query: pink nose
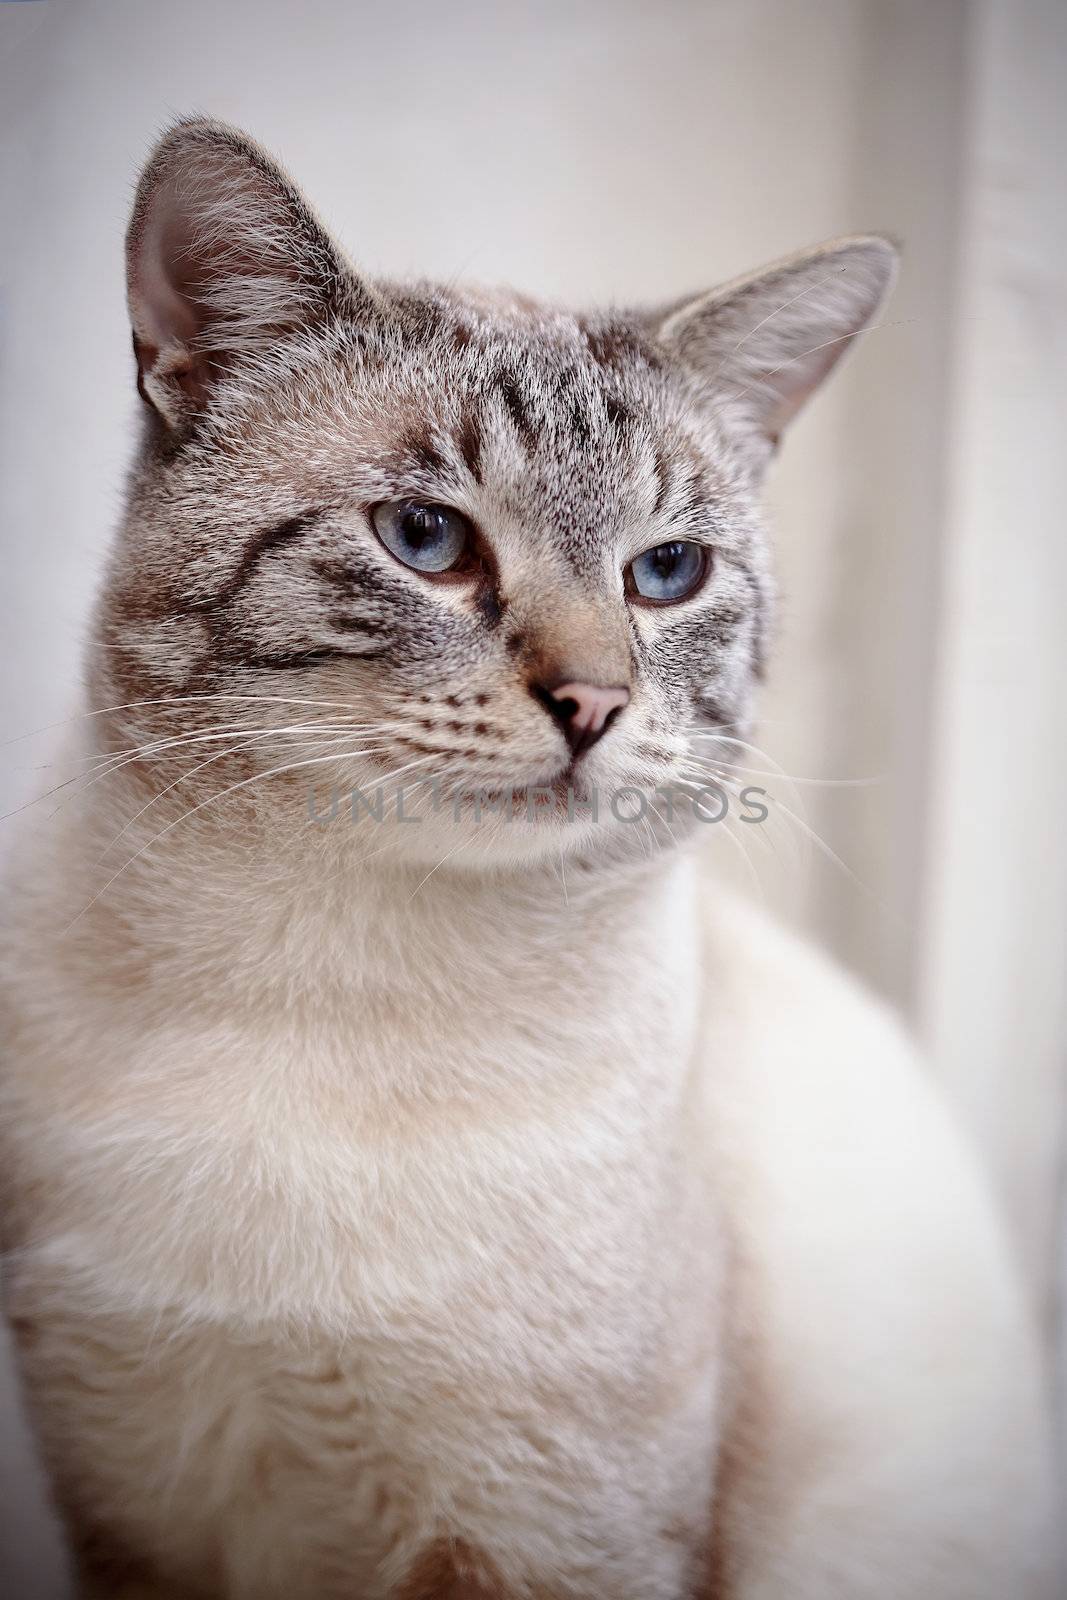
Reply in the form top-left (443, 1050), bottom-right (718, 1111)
top-left (534, 679), bottom-right (631, 757)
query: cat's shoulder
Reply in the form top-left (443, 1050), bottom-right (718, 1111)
top-left (693, 869), bottom-right (1039, 1419)
top-left (694, 872), bottom-right (911, 1074)
top-left (690, 878), bottom-right (1057, 1593)
top-left (691, 869), bottom-right (1033, 1351)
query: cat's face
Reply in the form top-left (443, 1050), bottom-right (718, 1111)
top-left (98, 120), bottom-right (894, 870)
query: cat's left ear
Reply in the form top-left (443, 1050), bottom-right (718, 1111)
top-left (655, 236), bottom-right (898, 461)
top-left (126, 117), bottom-right (372, 429)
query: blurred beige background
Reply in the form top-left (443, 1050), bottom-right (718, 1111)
top-left (1, 1), bottom-right (1064, 1590)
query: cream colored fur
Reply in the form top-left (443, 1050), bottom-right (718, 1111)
top-left (0, 742), bottom-right (1058, 1597)
top-left (0, 117), bottom-right (1060, 1598)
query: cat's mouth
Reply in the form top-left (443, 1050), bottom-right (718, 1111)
top-left (454, 770), bottom-right (595, 820)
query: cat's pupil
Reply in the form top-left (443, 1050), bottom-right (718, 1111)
top-left (651, 542), bottom-right (686, 576)
top-left (401, 506), bottom-right (446, 549)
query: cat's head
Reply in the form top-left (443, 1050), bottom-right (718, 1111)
top-left (97, 118), bottom-right (894, 870)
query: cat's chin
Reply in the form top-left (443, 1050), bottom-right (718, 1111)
top-left (320, 792), bottom-right (690, 877)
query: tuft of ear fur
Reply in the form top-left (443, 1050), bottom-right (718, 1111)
top-left (126, 117), bottom-right (367, 428)
top-left (656, 236), bottom-right (898, 461)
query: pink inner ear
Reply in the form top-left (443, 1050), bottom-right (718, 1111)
top-left (655, 237), bottom-right (897, 450)
top-left (124, 121), bottom-right (349, 425)
top-left (123, 120), bottom-right (377, 425)
top-left (134, 187), bottom-right (205, 353)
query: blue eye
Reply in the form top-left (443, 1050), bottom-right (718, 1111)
top-left (627, 540), bottom-right (708, 604)
top-left (372, 500), bottom-right (472, 574)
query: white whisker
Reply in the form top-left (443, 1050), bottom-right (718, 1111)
top-left (407, 839), bottom-right (466, 902)
top-left (710, 316), bottom-right (914, 422)
top-left (710, 269), bottom-right (847, 386)
top-left (0, 692), bottom-right (383, 751)
top-left (97, 733), bottom-right (399, 861)
top-left (62, 745), bottom-right (430, 934)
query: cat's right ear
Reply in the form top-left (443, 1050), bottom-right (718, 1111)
top-left (126, 118), bottom-right (370, 430)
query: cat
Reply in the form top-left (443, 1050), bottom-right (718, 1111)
top-left (0, 118), bottom-right (1058, 1600)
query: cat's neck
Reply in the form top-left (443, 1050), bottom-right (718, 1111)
top-left (41, 750), bottom-right (703, 1107)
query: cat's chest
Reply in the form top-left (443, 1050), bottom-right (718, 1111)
top-left (41, 1300), bottom-right (720, 1600)
top-left (23, 970), bottom-right (695, 1329)
top-left (22, 996), bottom-right (721, 1600)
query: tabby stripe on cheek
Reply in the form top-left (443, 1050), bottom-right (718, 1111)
top-left (248, 645), bottom-right (388, 670)
top-left (215, 508), bottom-right (329, 607)
top-left (725, 558), bottom-right (769, 679)
top-left (329, 613), bottom-right (393, 635)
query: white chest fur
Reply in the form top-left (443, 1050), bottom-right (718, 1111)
top-left (3, 812), bottom-right (726, 1595)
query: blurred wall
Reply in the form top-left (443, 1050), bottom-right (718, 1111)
top-left (917, 0), bottom-right (1067, 1377)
